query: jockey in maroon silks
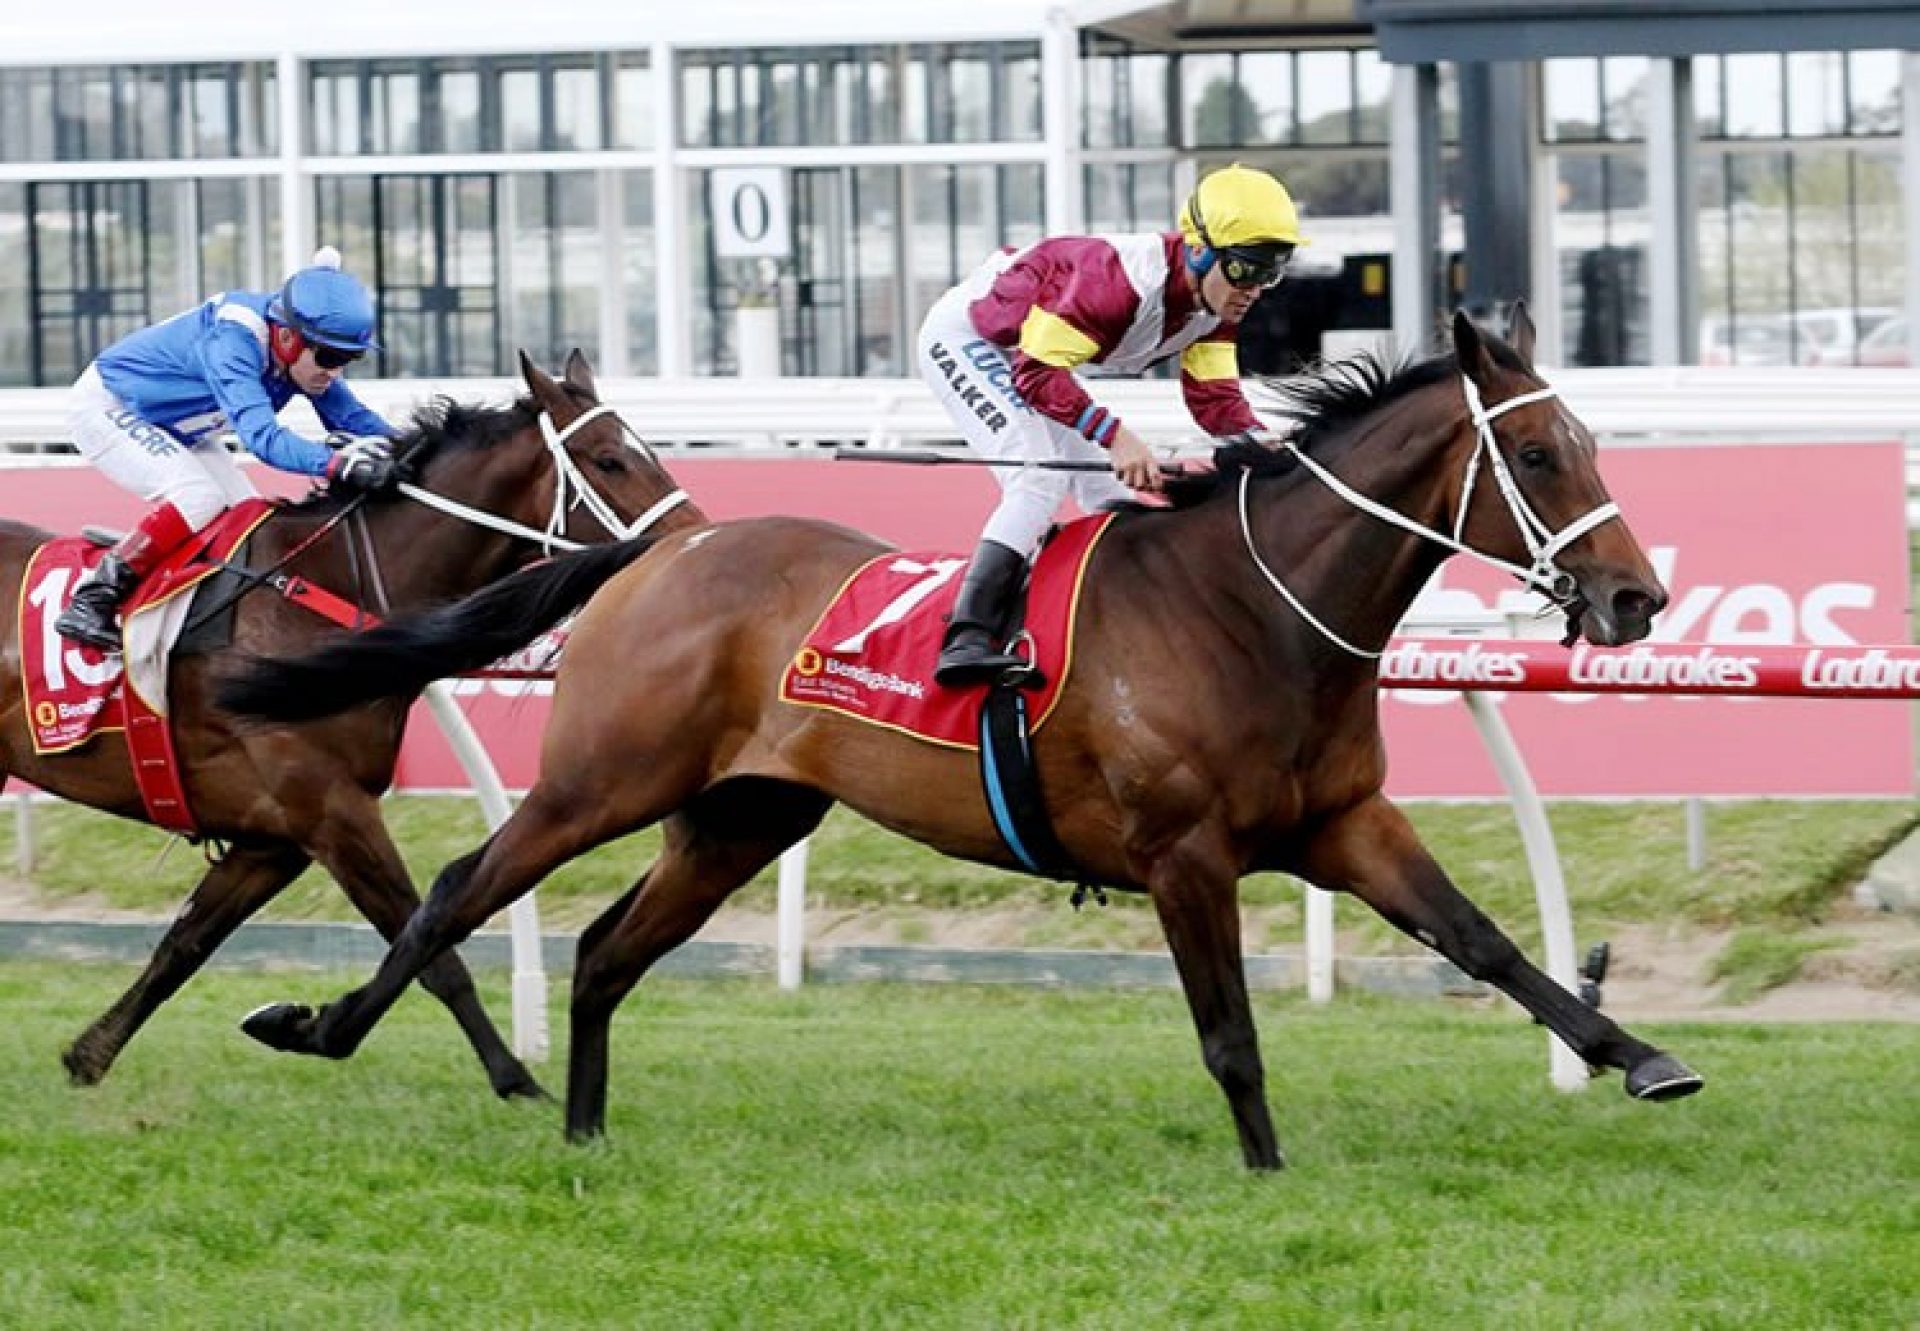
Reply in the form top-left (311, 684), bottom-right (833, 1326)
top-left (915, 163), bottom-right (1307, 687)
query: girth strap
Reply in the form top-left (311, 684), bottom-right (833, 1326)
top-left (977, 684), bottom-right (1077, 880)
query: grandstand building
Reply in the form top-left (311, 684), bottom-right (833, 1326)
top-left (2, 0), bottom-right (1917, 383)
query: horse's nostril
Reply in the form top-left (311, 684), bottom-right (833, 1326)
top-left (1613, 587), bottom-right (1660, 624)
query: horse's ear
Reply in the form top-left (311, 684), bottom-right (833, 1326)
top-left (563, 348), bottom-right (598, 399)
top-left (1452, 309), bottom-right (1495, 383)
top-left (518, 349), bottom-right (563, 406)
top-left (1506, 299), bottom-right (1537, 365)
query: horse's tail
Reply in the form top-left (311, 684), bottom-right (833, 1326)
top-left (217, 535), bottom-right (661, 724)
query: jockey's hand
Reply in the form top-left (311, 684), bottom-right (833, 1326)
top-left (1109, 427), bottom-right (1164, 493)
top-left (326, 436), bottom-right (398, 493)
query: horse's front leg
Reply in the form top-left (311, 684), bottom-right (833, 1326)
top-left (64, 841), bottom-right (309, 1084)
top-left (1146, 831), bottom-right (1283, 1171)
top-left (1301, 794), bottom-right (1702, 1100)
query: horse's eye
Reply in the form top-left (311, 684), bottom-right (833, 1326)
top-left (1518, 444), bottom-right (1553, 470)
top-left (593, 455), bottom-right (627, 476)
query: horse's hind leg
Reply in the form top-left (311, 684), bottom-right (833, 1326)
top-left (1303, 795), bottom-right (1702, 1099)
top-left (566, 779), bottom-right (832, 1142)
top-left (303, 799), bottom-right (544, 1101)
top-left (64, 841), bottom-right (309, 1085)
top-left (243, 767), bottom-right (689, 1064)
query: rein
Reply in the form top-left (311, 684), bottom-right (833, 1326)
top-left (184, 403), bottom-right (688, 634)
top-left (1240, 374), bottom-right (1622, 659)
top-left (395, 403), bottom-right (690, 554)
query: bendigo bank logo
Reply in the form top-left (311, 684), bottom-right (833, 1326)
top-left (793, 646), bottom-right (824, 677)
top-left (34, 700), bottom-right (57, 730)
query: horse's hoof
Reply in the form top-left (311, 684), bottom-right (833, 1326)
top-left (1626, 1052), bottom-right (1704, 1102)
top-left (61, 1042), bottom-right (108, 1087)
top-left (496, 1071), bottom-right (553, 1104)
top-left (240, 1002), bottom-right (316, 1054)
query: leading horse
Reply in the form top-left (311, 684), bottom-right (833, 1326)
top-left (224, 310), bottom-right (1702, 1169)
top-left (0, 351), bottom-right (705, 1095)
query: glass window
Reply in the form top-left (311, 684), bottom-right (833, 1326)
top-left (501, 66), bottom-right (543, 152)
top-left (311, 66), bottom-right (363, 156)
top-left (506, 171), bottom-right (599, 369)
top-left (947, 51), bottom-right (994, 143)
top-left (1239, 52), bottom-right (1294, 145)
top-left (1600, 57), bottom-right (1648, 141)
top-left (1354, 50), bottom-right (1392, 144)
top-left (180, 65), bottom-right (237, 158)
top-left (1183, 54), bottom-right (1237, 147)
top-left (1848, 51), bottom-right (1900, 135)
top-left (1693, 56), bottom-right (1725, 137)
top-left (612, 54), bottom-right (652, 150)
top-left (552, 63), bottom-right (600, 151)
top-left (371, 65), bottom-right (423, 155)
top-left (1544, 58), bottom-right (1603, 142)
top-left (1130, 54), bottom-right (1171, 147)
top-left (1787, 52), bottom-right (1846, 138)
top-left (1297, 51), bottom-right (1354, 145)
top-left (901, 53), bottom-right (933, 144)
top-left (0, 184), bottom-right (29, 385)
top-left (1000, 47), bottom-right (1042, 142)
top-left (680, 61), bottom-right (714, 148)
top-left (622, 170), bottom-right (657, 374)
top-left (1723, 54), bottom-right (1785, 138)
top-left (440, 65), bottom-right (483, 154)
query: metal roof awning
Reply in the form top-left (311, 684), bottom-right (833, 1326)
top-left (1358, 0), bottom-right (1920, 64)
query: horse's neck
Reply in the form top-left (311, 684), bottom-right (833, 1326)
top-left (1241, 401), bottom-right (1462, 660)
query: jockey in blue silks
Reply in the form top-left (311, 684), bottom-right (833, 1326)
top-left (55, 246), bottom-right (401, 653)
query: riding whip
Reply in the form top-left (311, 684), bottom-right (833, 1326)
top-left (832, 447), bottom-right (1116, 473)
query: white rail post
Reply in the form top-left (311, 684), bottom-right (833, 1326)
top-left (1685, 798), bottom-right (1708, 872)
top-left (1305, 884), bottom-right (1336, 1002)
top-left (776, 839), bottom-right (810, 990)
top-left (1462, 691), bottom-right (1590, 1093)
top-left (13, 792), bottom-right (32, 876)
top-left (424, 683), bottom-right (548, 1062)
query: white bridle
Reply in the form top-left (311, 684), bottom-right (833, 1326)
top-left (395, 402), bottom-right (691, 553)
top-left (1239, 374), bottom-right (1622, 659)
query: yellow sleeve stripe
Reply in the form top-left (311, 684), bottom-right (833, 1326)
top-left (1018, 307), bottom-right (1101, 369)
top-left (1181, 340), bottom-right (1240, 382)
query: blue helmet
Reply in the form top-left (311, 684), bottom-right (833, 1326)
top-left (269, 248), bottom-right (381, 353)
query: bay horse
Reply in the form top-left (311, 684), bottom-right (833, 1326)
top-left (223, 310), bottom-right (1702, 1169)
top-left (0, 350), bottom-right (704, 1096)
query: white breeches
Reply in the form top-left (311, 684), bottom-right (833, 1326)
top-left (916, 288), bottom-right (1131, 562)
top-left (70, 364), bottom-right (257, 531)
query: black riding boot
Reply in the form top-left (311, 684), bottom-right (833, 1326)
top-left (934, 540), bottom-right (1036, 688)
top-left (53, 553), bottom-right (141, 653)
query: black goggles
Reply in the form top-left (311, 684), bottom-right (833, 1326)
top-left (311, 344), bottom-right (364, 370)
top-left (1217, 244), bottom-right (1294, 291)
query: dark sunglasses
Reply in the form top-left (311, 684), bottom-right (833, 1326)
top-left (1217, 244), bottom-right (1294, 291)
top-left (312, 344), bottom-right (363, 370)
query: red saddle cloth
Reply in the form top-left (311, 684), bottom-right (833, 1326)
top-left (779, 513), bottom-right (1114, 749)
top-left (18, 499), bottom-right (277, 832)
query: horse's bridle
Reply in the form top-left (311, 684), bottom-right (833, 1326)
top-left (1238, 374), bottom-right (1622, 659)
top-left (396, 402), bottom-right (691, 554)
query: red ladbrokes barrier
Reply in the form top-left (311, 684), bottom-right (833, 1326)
top-left (6, 438), bottom-right (1913, 798)
top-left (1383, 639), bottom-right (1920, 699)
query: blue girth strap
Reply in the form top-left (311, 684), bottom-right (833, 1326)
top-left (976, 682), bottom-right (1078, 881)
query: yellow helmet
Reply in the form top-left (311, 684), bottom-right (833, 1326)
top-left (1179, 164), bottom-right (1305, 252)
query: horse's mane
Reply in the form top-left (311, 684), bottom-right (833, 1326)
top-left (284, 393), bottom-right (548, 515)
top-left (1154, 339), bottom-right (1530, 510)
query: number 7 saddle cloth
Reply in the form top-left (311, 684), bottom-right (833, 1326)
top-left (779, 513), bottom-right (1113, 750)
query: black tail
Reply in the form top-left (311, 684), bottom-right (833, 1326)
top-left (217, 536), bottom-right (660, 724)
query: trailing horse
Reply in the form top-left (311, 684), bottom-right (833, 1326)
top-left (0, 351), bottom-right (704, 1094)
top-left (222, 310), bottom-right (1701, 1168)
